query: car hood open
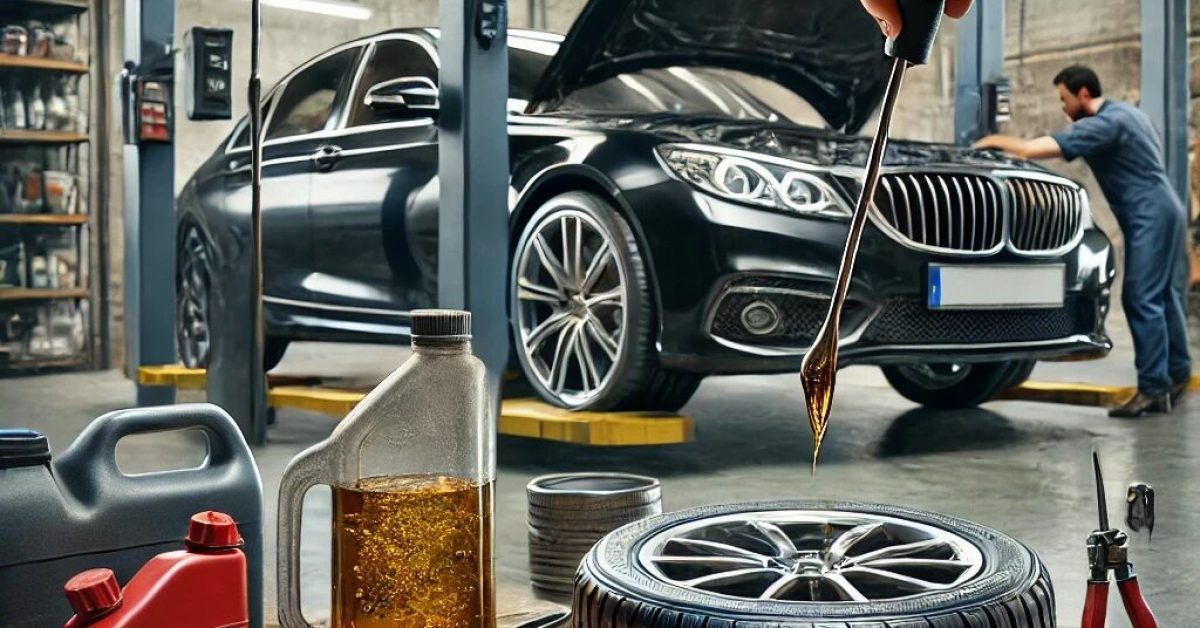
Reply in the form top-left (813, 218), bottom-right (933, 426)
top-left (526, 0), bottom-right (893, 133)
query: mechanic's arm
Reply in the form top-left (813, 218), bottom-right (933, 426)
top-left (972, 135), bottom-right (1064, 160)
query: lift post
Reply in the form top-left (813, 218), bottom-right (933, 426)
top-left (1139, 0), bottom-right (1190, 206)
top-left (953, 0), bottom-right (1005, 146)
top-left (437, 0), bottom-right (512, 396)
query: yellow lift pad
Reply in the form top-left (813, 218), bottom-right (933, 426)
top-left (137, 365), bottom-right (694, 447)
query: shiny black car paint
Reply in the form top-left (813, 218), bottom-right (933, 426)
top-left (177, 28), bottom-right (1114, 376)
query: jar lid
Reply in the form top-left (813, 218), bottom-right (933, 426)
top-left (186, 511), bottom-right (243, 550)
top-left (0, 429), bottom-right (51, 469)
top-left (64, 568), bottom-right (123, 618)
top-left (410, 309), bottom-right (471, 339)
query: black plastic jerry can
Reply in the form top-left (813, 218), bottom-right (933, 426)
top-left (0, 404), bottom-right (263, 628)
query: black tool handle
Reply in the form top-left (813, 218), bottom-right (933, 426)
top-left (885, 0), bottom-right (947, 65)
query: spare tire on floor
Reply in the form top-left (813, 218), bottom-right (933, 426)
top-left (572, 500), bottom-right (1055, 627)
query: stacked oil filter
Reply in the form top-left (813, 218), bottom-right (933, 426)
top-left (527, 472), bottom-right (662, 598)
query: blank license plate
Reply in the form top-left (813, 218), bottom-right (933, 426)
top-left (928, 264), bottom-right (1065, 310)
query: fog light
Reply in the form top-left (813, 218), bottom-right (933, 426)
top-left (741, 300), bottom-right (780, 336)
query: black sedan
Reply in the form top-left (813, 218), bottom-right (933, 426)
top-left (176, 0), bottom-right (1113, 412)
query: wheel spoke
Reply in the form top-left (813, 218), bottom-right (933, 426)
top-left (823, 572), bottom-right (870, 602)
top-left (525, 311), bottom-right (572, 354)
top-left (839, 566), bottom-right (950, 591)
top-left (573, 215), bottom-right (585, 286)
top-left (580, 241), bottom-right (612, 295)
top-left (858, 558), bottom-right (971, 572)
top-left (533, 233), bottom-right (573, 292)
top-left (842, 538), bottom-right (951, 566)
top-left (517, 277), bottom-right (563, 304)
top-left (649, 555), bottom-right (764, 569)
top-left (760, 573), bottom-right (804, 600)
top-left (684, 568), bottom-right (780, 589)
top-left (826, 523), bottom-right (885, 565)
top-left (664, 537), bottom-right (772, 561)
top-left (585, 287), bottom-right (624, 307)
top-left (584, 317), bottom-right (619, 360)
top-left (547, 323), bottom-right (576, 394)
top-left (749, 520), bottom-right (797, 555)
top-left (576, 322), bottom-right (604, 392)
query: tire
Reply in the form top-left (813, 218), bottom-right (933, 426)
top-left (999, 360), bottom-right (1036, 393)
top-left (882, 361), bottom-right (1026, 409)
top-left (177, 225), bottom-right (289, 372)
top-left (573, 500), bottom-right (1055, 627)
top-left (510, 192), bottom-right (701, 412)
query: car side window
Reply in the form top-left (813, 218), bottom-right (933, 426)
top-left (231, 92), bottom-right (277, 149)
top-left (267, 47), bottom-right (360, 140)
top-left (347, 39), bottom-right (438, 127)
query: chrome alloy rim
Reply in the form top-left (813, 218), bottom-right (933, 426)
top-left (637, 510), bottom-right (984, 603)
top-left (515, 209), bottom-right (627, 406)
top-left (177, 228), bottom-right (211, 368)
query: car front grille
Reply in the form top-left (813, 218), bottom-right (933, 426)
top-left (861, 296), bottom-right (1094, 345)
top-left (875, 173), bottom-right (1005, 253)
top-left (871, 173), bottom-right (1085, 256)
top-left (1006, 178), bottom-right (1086, 253)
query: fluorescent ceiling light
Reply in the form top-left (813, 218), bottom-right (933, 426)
top-left (256, 0), bottom-right (372, 20)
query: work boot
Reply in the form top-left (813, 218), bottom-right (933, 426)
top-left (1108, 391), bottom-right (1171, 419)
top-left (1170, 380), bottom-right (1190, 407)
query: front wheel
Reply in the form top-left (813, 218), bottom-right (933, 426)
top-left (510, 192), bottom-right (701, 412)
top-left (176, 225), bottom-right (289, 371)
top-left (882, 360), bottom-right (1031, 409)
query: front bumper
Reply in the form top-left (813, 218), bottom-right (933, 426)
top-left (625, 181), bottom-right (1114, 375)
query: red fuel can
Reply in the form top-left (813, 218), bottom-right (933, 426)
top-left (63, 512), bottom-right (249, 628)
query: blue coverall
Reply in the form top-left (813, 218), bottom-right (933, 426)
top-left (1053, 100), bottom-right (1191, 395)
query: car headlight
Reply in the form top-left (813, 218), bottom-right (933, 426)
top-left (656, 144), bottom-right (849, 217)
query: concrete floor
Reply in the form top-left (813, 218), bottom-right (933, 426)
top-left (3, 316), bottom-right (1197, 628)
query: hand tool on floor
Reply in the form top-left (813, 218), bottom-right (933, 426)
top-left (801, 0), bottom-right (948, 467)
top-left (1081, 450), bottom-right (1159, 628)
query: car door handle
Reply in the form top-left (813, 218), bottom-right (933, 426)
top-left (311, 145), bottom-right (343, 170)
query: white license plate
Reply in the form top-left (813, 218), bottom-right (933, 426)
top-left (928, 264), bottom-right (1065, 310)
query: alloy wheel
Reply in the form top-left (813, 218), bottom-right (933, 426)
top-left (515, 210), bottom-right (628, 407)
top-left (177, 228), bottom-right (212, 368)
top-left (638, 509), bottom-right (984, 603)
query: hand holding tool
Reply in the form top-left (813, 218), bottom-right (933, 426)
top-left (1081, 450), bottom-right (1159, 628)
top-left (801, 0), bottom-right (947, 467)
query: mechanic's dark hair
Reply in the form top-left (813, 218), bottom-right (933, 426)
top-left (1053, 65), bottom-right (1102, 98)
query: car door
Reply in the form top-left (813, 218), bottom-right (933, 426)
top-left (307, 35), bottom-right (440, 312)
top-left (222, 44), bottom-right (363, 304)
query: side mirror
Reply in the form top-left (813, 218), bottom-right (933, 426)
top-left (364, 77), bottom-right (438, 118)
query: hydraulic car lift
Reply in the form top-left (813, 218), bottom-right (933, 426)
top-left (137, 365), bottom-right (695, 447)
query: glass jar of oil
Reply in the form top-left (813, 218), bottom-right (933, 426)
top-left (277, 310), bottom-right (495, 627)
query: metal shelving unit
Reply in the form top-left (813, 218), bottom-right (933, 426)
top-left (0, 0), bottom-right (93, 374)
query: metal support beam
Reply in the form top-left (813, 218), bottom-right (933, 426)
top-left (438, 0), bottom-right (511, 394)
top-left (124, 0), bottom-right (174, 407)
top-left (1140, 0), bottom-right (1190, 206)
top-left (954, 0), bottom-right (1005, 146)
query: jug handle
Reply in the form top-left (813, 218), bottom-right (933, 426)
top-left (55, 403), bottom-right (254, 498)
top-left (276, 443), bottom-right (330, 628)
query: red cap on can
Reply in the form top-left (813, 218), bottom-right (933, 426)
top-left (64, 568), bottom-right (123, 618)
top-left (185, 511), bottom-right (243, 550)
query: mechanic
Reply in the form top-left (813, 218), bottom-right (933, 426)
top-left (860, 0), bottom-right (972, 39)
top-left (974, 66), bottom-right (1192, 418)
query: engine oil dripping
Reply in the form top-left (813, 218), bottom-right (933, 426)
top-left (801, 0), bottom-right (947, 471)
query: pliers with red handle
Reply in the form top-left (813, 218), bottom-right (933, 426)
top-left (1082, 452), bottom-right (1158, 628)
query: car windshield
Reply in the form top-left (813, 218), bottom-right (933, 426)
top-left (552, 67), bottom-right (828, 128)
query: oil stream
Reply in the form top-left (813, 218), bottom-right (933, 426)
top-left (801, 59), bottom-right (908, 474)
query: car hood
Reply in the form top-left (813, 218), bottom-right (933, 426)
top-left (526, 0), bottom-right (892, 133)
top-left (547, 112), bottom-right (1047, 171)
